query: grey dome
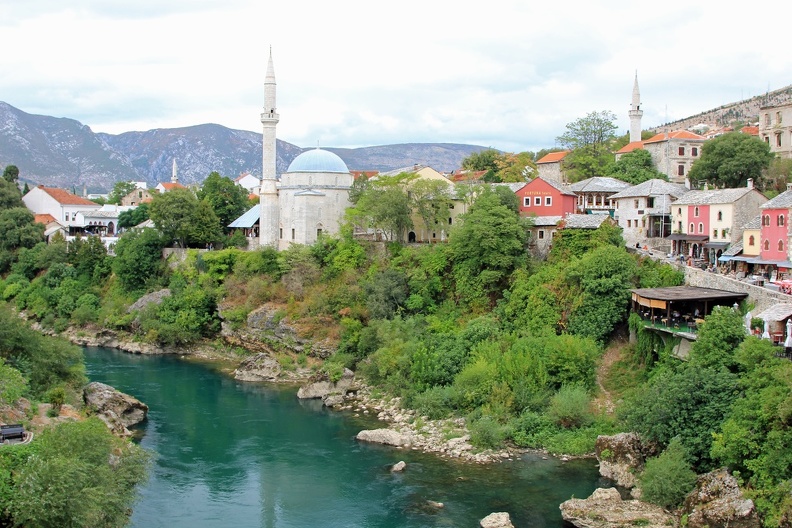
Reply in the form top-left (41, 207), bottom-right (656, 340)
top-left (286, 148), bottom-right (349, 173)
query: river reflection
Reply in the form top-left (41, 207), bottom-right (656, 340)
top-left (83, 347), bottom-right (604, 528)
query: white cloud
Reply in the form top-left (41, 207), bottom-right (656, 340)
top-left (1, 0), bottom-right (791, 156)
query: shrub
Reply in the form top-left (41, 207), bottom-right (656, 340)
top-left (547, 385), bottom-right (592, 428)
top-left (468, 414), bottom-right (510, 449)
top-left (640, 438), bottom-right (697, 510)
top-left (410, 385), bottom-right (462, 420)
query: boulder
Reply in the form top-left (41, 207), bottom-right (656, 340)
top-left (480, 512), bottom-right (515, 528)
top-left (233, 353), bottom-right (282, 381)
top-left (127, 289), bottom-right (171, 313)
top-left (83, 382), bottom-right (148, 437)
top-left (322, 394), bottom-right (345, 407)
top-left (560, 487), bottom-right (674, 528)
top-left (682, 469), bottom-right (761, 528)
top-left (595, 432), bottom-right (657, 488)
top-left (356, 428), bottom-right (411, 447)
top-left (391, 461), bottom-right (406, 472)
top-left (297, 368), bottom-right (355, 399)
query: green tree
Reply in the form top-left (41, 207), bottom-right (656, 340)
top-left (112, 228), bottom-right (167, 292)
top-left (640, 438), bottom-right (698, 509)
top-left (409, 178), bottom-right (453, 243)
top-left (557, 110), bottom-right (618, 153)
top-left (149, 188), bottom-right (221, 247)
top-left (2, 165), bottom-right (19, 185)
top-left (688, 132), bottom-right (774, 188)
top-left (606, 149), bottom-right (666, 184)
top-left (118, 202), bottom-right (149, 229)
top-left (761, 157), bottom-right (792, 194)
top-left (345, 173), bottom-right (414, 242)
top-left (496, 152), bottom-right (537, 182)
top-left (461, 149), bottom-right (502, 172)
top-left (107, 181), bottom-right (138, 204)
top-left (196, 171), bottom-right (249, 229)
top-left (449, 187), bottom-right (528, 309)
top-left (689, 305), bottom-right (746, 371)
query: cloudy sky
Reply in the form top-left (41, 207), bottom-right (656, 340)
top-left (2, 1), bottom-right (789, 153)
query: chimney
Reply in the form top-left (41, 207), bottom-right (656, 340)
top-left (747, 178), bottom-right (754, 189)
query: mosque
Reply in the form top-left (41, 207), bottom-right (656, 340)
top-left (257, 51), bottom-right (354, 250)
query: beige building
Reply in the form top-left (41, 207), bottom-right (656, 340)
top-left (121, 188), bottom-right (156, 206)
top-left (616, 130), bottom-right (706, 184)
top-left (759, 101), bottom-right (792, 158)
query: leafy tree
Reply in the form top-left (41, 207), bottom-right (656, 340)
top-left (640, 438), bottom-right (698, 509)
top-left (364, 269), bottom-right (409, 320)
top-left (0, 180), bottom-right (43, 272)
top-left (557, 110), bottom-right (618, 153)
top-left (761, 157), bottom-right (792, 194)
top-left (606, 149), bottom-right (666, 184)
top-left (688, 132), bottom-right (774, 188)
top-left (409, 178), bottom-right (453, 243)
top-left (112, 228), bottom-right (167, 292)
top-left (196, 171), bottom-right (249, 229)
top-left (149, 188), bottom-right (221, 247)
top-left (495, 152), bottom-right (537, 182)
top-left (10, 418), bottom-right (149, 528)
top-left (2, 165), bottom-right (19, 185)
top-left (107, 181), bottom-right (138, 204)
top-left (548, 219), bottom-right (623, 262)
top-left (67, 234), bottom-right (110, 281)
top-left (461, 149), bottom-right (502, 172)
top-left (688, 305), bottom-right (746, 371)
top-left (0, 358), bottom-right (27, 404)
top-left (118, 202), bottom-right (149, 229)
top-left (345, 173), bottom-right (414, 242)
top-left (449, 187), bottom-right (527, 309)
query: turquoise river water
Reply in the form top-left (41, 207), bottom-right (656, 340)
top-left (83, 346), bottom-right (605, 528)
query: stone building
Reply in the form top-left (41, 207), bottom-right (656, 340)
top-left (535, 151), bottom-right (569, 183)
top-left (759, 101), bottom-right (792, 158)
top-left (567, 177), bottom-right (631, 215)
top-left (610, 179), bottom-right (688, 248)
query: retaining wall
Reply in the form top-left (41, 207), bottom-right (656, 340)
top-left (683, 265), bottom-right (791, 312)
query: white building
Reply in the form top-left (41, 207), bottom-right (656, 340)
top-left (23, 185), bottom-right (101, 227)
top-left (610, 179), bottom-right (688, 248)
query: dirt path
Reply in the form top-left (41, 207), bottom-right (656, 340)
top-left (593, 340), bottom-right (626, 415)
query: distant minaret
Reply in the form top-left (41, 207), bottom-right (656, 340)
top-left (171, 159), bottom-right (179, 183)
top-left (259, 48), bottom-right (280, 247)
top-left (629, 72), bottom-right (643, 143)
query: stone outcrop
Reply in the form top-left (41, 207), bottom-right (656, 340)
top-left (233, 353), bottom-right (282, 381)
top-left (480, 512), bottom-right (515, 528)
top-left (127, 288), bottom-right (171, 313)
top-left (356, 428), bottom-right (412, 447)
top-left (297, 368), bottom-right (356, 400)
top-left (682, 469), bottom-right (761, 528)
top-left (560, 487), bottom-right (674, 528)
top-left (595, 432), bottom-right (657, 489)
top-left (83, 382), bottom-right (148, 437)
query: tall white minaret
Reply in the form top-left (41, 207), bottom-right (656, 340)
top-left (629, 72), bottom-right (643, 143)
top-left (171, 158), bottom-right (179, 183)
top-left (259, 48), bottom-right (280, 247)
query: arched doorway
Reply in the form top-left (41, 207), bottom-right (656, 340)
top-left (107, 222), bottom-right (115, 235)
top-left (408, 232), bottom-right (416, 243)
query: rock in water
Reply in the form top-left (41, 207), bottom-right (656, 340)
top-left (391, 461), bottom-right (406, 472)
top-left (297, 368), bottom-right (355, 399)
top-left (560, 487), bottom-right (674, 528)
top-left (480, 512), bottom-right (514, 527)
top-left (83, 381), bottom-right (148, 437)
top-left (233, 353), bottom-right (282, 381)
top-left (356, 428), bottom-right (411, 447)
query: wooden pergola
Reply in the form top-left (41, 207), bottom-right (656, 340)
top-left (631, 286), bottom-right (748, 326)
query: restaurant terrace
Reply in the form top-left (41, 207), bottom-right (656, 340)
top-left (631, 286), bottom-right (748, 333)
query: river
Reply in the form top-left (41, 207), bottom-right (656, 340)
top-left (83, 346), bottom-right (604, 528)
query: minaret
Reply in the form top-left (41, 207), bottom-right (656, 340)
top-left (171, 159), bottom-right (178, 183)
top-left (259, 48), bottom-right (280, 247)
top-left (629, 72), bottom-right (643, 143)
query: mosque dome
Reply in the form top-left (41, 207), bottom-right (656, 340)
top-left (286, 148), bottom-right (349, 173)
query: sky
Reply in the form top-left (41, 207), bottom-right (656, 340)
top-left (2, 1), bottom-right (790, 154)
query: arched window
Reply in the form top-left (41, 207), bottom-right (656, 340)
top-left (694, 207), bottom-right (700, 217)
top-left (717, 210), bottom-right (723, 221)
top-left (764, 240), bottom-right (770, 251)
top-left (677, 207), bottom-right (682, 215)
top-left (689, 223), bottom-right (694, 233)
top-left (779, 240), bottom-right (785, 251)
top-left (763, 215), bottom-right (771, 226)
top-left (779, 215), bottom-right (786, 227)
top-left (698, 223), bottom-right (704, 233)
top-left (749, 235), bottom-right (755, 246)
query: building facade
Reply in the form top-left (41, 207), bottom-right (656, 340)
top-left (610, 179), bottom-right (688, 248)
top-left (759, 101), bottom-right (792, 158)
top-left (516, 177), bottom-right (576, 217)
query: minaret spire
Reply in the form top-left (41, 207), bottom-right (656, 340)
top-left (259, 47), bottom-right (280, 247)
top-left (629, 71), bottom-right (643, 143)
top-left (171, 158), bottom-right (178, 183)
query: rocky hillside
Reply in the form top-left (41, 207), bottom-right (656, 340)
top-left (0, 102), bottom-right (487, 193)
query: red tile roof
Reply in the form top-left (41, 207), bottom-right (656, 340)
top-left (37, 185), bottom-right (97, 205)
top-left (451, 170), bottom-right (487, 182)
top-left (158, 182), bottom-right (186, 190)
top-left (350, 170), bottom-right (379, 180)
top-left (740, 126), bottom-right (759, 136)
top-left (643, 130), bottom-right (706, 144)
top-left (616, 141), bottom-right (645, 154)
top-left (34, 213), bottom-right (58, 224)
top-left (536, 150), bottom-right (571, 164)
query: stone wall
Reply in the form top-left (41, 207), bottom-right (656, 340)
top-left (683, 265), bottom-right (791, 312)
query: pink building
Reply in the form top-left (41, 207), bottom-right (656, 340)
top-left (759, 188), bottom-right (792, 263)
top-left (516, 177), bottom-right (577, 217)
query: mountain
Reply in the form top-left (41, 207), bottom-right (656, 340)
top-left (0, 102), bottom-right (488, 193)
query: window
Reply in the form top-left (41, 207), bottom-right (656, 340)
top-left (678, 146), bottom-right (685, 156)
top-left (694, 207), bottom-right (699, 217)
top-left (777, 134), bottom-right (782, 148)
top-left (763, 215), bottom-right (771, 226)
top-left (678, 221), bottom-right (682, 231)
top-left (538, 230), bottom-right (544, 239)
top-left (777, 111), bottom-right (782, 124)
top-left (523, 197), bottom-right (531, 207)
top-left (764, 136), bottom-right (770, 144)
top-left (689, 223), bottom-right (694, 233)
top-left (749, 235), bottom-right (755, 246)
top-left (647, 197), bottom-right (655, 208)
top-left (627, 220), bottom-right (632, 228)
top-left (634, 199), bottom-right (639, 208)
top-left (765, 113), bottom-right (771, 126)
top-left (138, 191), bottom-right (143, 198)
top-left (721, 229), bottom-right (726, 238)
top-left (764, 240), bottom-right (770, 251)
top-left (279, 228), bottom-right (283, 239)
top-left (698, 223), bottom-right (704, 233)
top-left (692, 147), bottom-right (698, 156)
top-left (448, 218), bottom-right (452, 225)
top-left (779, 215), bottom-right (786, 227)
top-left (678, 208), bottom-right (682, 215)
top-left (534, 196), bottom-right (541, 206)
top-left (545, 196), bottom-right (552, 206)
top-left (291, 228), bottom-right (295, 240)
top-left (717, 210), bottom-right (722, 221)
top-left (780, 240), bottom-right (786, 251)
top-left (317, 228), bottom-right (322, 237)
top-left (713, 229), bottom-right (718, 239)
top-left (678, 164), bottom-right (685, 176)
top-left (65, 213), bottom-right (69, 221)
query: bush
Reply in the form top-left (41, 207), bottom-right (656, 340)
top-left (468, 414), bottom-right (511, 449)
top-left (640, 438), bottom-right (697, 510)
top-left (410, 385), bottom-right (462, 420)
top-left (547, 385), bottom-right (592, 428)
